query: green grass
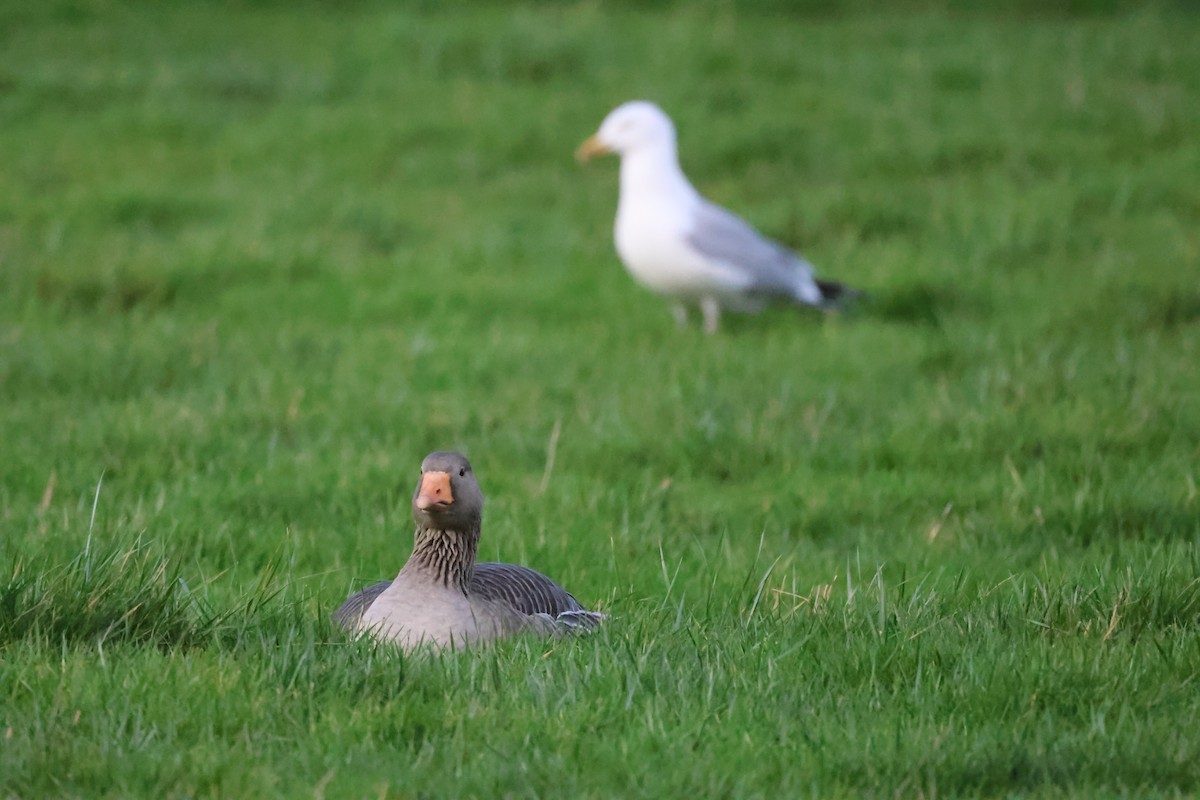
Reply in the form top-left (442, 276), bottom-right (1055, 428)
top-left (2, 0), bottom-right (1199, 796)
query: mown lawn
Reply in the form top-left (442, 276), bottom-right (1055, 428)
top-left (1, 1), bottom-right (1198, 797)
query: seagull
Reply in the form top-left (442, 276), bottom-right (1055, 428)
top-left (334, 451), bottom-right (603, 652)
top-left (577, 100), bottom-right (855, 333)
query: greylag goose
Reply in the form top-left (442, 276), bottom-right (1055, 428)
top-left (334, 451), bottom-right (602, 651)
top-left (577, 100), bottom-right (856, 333)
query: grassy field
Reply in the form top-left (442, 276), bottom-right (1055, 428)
top-left (2, 0), bottom-right (1199, 796)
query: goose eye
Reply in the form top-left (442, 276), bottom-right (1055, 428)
top-left (459, 468), bottom-right (466, 477)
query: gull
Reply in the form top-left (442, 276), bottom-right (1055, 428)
top-left (577, 100), bottom-right (855, 333)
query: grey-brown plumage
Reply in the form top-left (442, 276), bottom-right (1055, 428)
top-left (333, 562), bottom-right (587, 629)
top-left (334, 451), bottom-right (603, 651)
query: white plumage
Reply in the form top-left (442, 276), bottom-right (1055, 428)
top-left (578, 100), bottom-right (853, 333)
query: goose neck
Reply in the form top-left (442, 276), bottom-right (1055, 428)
top-left (403, 524), bottom-right (479, 592)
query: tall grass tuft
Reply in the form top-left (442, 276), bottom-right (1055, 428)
top-left (0, 539), bottom-right (213, 650)
top-left (0, 538), bottom-right (301, 652)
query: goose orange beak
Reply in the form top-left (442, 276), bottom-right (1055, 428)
top-left (415, 471), bottom-right (454, 510)
top-left (575, 135), bottom-right (611, 163)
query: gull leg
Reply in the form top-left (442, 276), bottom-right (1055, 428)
top-left (670, 303), bottom-right (689, 328)
top-left (700, 296), bottom-right (721, 334)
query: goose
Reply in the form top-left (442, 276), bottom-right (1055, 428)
top-left (577, 100), bottom-right (856, 333)
top-left (334, 451), bottom-right (602, 651)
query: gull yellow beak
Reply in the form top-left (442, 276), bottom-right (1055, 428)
top-left (415, 470), bottom-right (454, 510)
top-left (575, 134), bottom-right (611, 163)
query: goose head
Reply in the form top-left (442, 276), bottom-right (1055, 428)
top-left (411, 451), bottom-right (484, 532)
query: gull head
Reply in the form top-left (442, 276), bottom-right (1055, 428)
top-left (577, 100), bottom-right (677, 162)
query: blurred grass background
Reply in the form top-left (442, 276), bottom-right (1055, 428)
top-left (1, 0), bottom-right (1198, 796)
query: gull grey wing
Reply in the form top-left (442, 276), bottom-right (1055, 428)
top-left (685, 200), bottom-right (818, 297)
top-left (332, 579), bottom-right (391, 630)
top-left (471, 562), bottom-right (585, 617)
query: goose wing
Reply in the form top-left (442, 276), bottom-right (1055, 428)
top-left (332, 579), bottom-right (391, 630)
top-left (469, 562), bottom-right (585, 617)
